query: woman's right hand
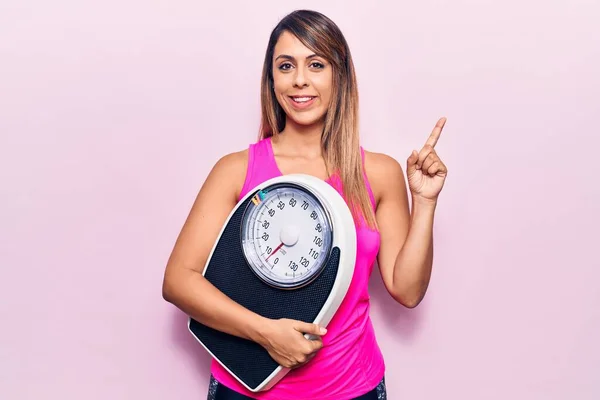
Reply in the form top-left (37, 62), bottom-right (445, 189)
top-left (257, 318), bottom-right (327, 369)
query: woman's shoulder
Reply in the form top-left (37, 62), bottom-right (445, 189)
top-left (207, 147), bottom-right (249, 200)
top-left (362, 149), bottom-right (405, 203)
top-left (212, 148), bottom-right (249, 171)
top-left (362, 149), bottom-right (403, 172)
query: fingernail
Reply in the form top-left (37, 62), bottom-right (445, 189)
top-left (320, 327), bottom-right (327, 334)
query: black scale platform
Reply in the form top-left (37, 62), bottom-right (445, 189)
top-left (189, 190), bottom-right (341, 391)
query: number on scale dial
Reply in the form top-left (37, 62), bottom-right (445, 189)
top-left (241, 184), bottom-right (333, 289)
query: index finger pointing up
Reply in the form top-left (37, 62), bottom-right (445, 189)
top-left (425, 117), bottom-right (447, 148)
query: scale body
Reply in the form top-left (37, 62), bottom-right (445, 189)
top-left (188, 174), bottom-right (357, 392)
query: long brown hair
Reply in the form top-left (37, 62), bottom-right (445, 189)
top-left (258, 10), bottom-right (377, 229)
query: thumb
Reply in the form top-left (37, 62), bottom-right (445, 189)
top-left (294, 321), bottom-right (327, 336)
top-left (407, 150), bottom-right (418, 170)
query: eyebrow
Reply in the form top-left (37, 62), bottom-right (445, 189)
top-left (274, 54), bottom-right (321, 62)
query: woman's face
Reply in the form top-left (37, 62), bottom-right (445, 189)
top-left (272, 31), bottom-right (333, 129)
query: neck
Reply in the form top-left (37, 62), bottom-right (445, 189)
top-left (275, 117), bottom-right (324, 156)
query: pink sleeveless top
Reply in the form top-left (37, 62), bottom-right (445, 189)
top-left (210, 137), bottom-right (385, 399)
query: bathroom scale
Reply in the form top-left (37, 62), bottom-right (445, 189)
top-left (188, 174), bottom-right (357, 392)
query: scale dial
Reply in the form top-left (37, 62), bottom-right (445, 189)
top-left (241, 183), bottom-right (333, 289)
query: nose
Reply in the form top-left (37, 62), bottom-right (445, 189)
top-left (293, 66), bottom-right (309, 88)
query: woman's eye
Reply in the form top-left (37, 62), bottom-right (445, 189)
top-left (310, 62), bottom-right (325, 69)
top-left (278, 62), bottom-right (293, 70)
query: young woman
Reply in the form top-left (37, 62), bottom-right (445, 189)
top-left (162, 9), bottom-right (448, 400)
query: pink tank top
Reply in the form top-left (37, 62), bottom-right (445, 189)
top-left (210, 137), bottom-right (385, 399)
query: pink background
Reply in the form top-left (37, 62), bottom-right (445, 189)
top-left (1, 1), bottom-right (598, 399)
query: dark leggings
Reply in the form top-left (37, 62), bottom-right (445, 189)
top-left (207, 374), bottom-right (387, 400)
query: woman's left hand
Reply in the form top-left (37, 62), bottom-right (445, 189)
top-left (406, 117), bottom-right (448, 203)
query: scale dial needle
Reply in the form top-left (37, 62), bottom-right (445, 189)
top-left (266, 242), bottom-right (284, 261)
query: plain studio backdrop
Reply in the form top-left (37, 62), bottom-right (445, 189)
top-left (1, 0), bottom-right (598, 399)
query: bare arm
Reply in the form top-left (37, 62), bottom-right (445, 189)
top-left (162, 151), bottom-right (326, 367)
top-left (367, 118), bottom-right (448, 309)
top-left (366, 152), bottom-right (436, 308)
top-left (162, 151), bottom-right (268, 342)
top-left (366, 153), bottom-right (435, 308)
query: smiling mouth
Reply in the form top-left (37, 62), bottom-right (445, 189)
top-left (289, 96), bottom-right (316, 103)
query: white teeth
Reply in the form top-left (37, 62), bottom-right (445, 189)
top-left (292, 97), bottom-right (313, 103)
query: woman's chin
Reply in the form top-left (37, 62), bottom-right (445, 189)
top-left (286, 112), bottom-right (326, 129)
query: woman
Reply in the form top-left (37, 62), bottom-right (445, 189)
top-left (162, 9), bottom-right (448, 400)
